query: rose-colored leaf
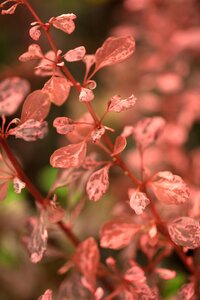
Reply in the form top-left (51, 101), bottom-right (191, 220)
top-left (107, 94), bottom-right (136, 113)
top-left (155, 268), bottom-right (176, 280)
top-left (73, 237), bottom-right (100, 290)
top-left (129, 189), bottom-right (150, 215)
top-left (124, 265), bottom-right (146, 284)
top-left (91, 126), bottom-right (105, 143)
top-left (11, 119), bottom-right (48, 141)
top-left (19, 44), bottom-right (43, 62)
top-left (37, 289), bottom-right (53, 300)
top-left (50, 142), bottom-right (87, 168)
top-left (135, 283), bottom-right (158, 300)
top-left (168, 217), bottom-right (200, 249)
top-left (50, 13), bottom-right (76, 34)
top-left (95, 36), bottom-right (135, 71)
top-left (79, 87), bottom-right (94, 102)
top-left (83, 54), bottom-right (96, 77)
top-left (46, 201), bottom-right (65, 223)
top-left (86, 164), bottom-right (110, 201)
top-left (133, 117), bottom-right (166, 150)
top-left (28, 212), bottom-right (48, 263)
top-left (29, 25), bottom-right (41, 41)
top-left (1, 3), bottom-right (18, 15)
top-left (151, 171), bottom-right (190, 205)
top-left (178, 283), bottom-right (195, 300)
top-left (64, 46), bottom-right (86, 62)
top-left (0, 181), bottom-right (9, 201)
top-left (43, 76), bottom-right (71, 106)
top-left (112, 135), bottom-right (127, 156)
top-left (0, 77), bottom-right (30, 116)
top-left (35, 51), bottom-right (57, 77)
top-left (13, 176), bottom-right (26, 194)
top-left (21, 90), bottom-right (51, 122)
top-left (53, 117), bottom-right (75, 134)
top-left (100, 220), bottom-right (141, 249)
top-left (121, 125), bottom-right (134, 138)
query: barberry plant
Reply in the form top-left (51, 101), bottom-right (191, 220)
top-left (0, 0), bottom-right (200, 299)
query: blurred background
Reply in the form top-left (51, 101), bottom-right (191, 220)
top-left (0, 0), bottom-right (200, 299)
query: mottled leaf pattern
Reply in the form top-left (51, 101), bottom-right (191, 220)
top-left (95, 36), bottom-right (135, 71)
top-left (21, 90), bottom-right (51, 122)
top-left (53, 117), bottom-right (75, 134)
top-left (50, 14), bottom-right (76, 34)
top-left (108, 94), bottom-right (136, 113)
top-left (19, 44), bottom-right (43, 62)
top-left (100, 221), bottom-right (141, 249)
top-left (73, 237), bottom-right (100, 290)
top-left (129, 189), bottom-right (150, 215)
top-left (11, 119), bottom-right (48, 141)
top-left (86, 164), bottom-right (110, 201)
top-left (168, 217), bottom-right (200, 249)
top-left (13, 177), bottom-right (26, 194)
top-left (28, 212), bottom-right (48, 263)
top-left (50, 142), bottom-right (87, 168)
top-left (79, 88), bottom-right (94, 102)
top-left (64, 46), bottom-right (86, 62)
top-left (29, 25), bottom-right (41, 41)
top-left (151, 171), bottom-right (190, 205)
top-left (133, 117), bottom-right (166, 150)
top-left (43, 76), bottom-right (71, 106)
top-left (0, 77), bottom-right (30, 116)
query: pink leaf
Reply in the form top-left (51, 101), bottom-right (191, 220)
top-left (95, 36), bottom-right (135, 71)
top-left (53, 117), bottom-right (75, 134)
top-left (83, 54), bottom-right (96, 77)
top-left (0, 77), bottom-right (30, 116)
top-left (91, 126), bottom-right (105, 143)
top-left (151, 171), bottom-right (190, 205)
top-left (46, 201), bottom-right (65, 223)
top-left (21, 90), bottom-right (51, 122)
top-left (121, 125), bottom-right (134, 138)
top-left (79, 87), bottom-right (94, 102)
top-left (129, 189), bottom-right (150, 215)
top-left (135, 283), bottom-right (158, 300)
top-left (86, 164), bottom-right (110, 201)
top-left (1, 3), bottom-right (19, 15)
top-left (42, 76), bottom-right (71, 106)
top-left (11, 119), bottom-right (48, 141)
top-left (13, 176), bottom-right (26, 194)
top-left (133, 117), bottom-right (166, 150)
top-left (73, 237), bottom-right (100, 290)
top-left (112, 135), bottom-right (127, 156)
top-left (29, 25), bottom-right (41, 41)
top-left (37, 289), bottom-right (53, 300)
top-left (100, 220), bottom-right (141, 249)
top-left (178, 283), bottom-right (195, 300)
top-left (124, 265), bottom-right (146, 284)
top-left (35, 51), bottom-right (57, 77)
top-left (155, 268), bottom-right (176, 280)
top-left (50, 13), bottom-right (76, 34)
top-left (64, 46), bottom-right (86, 62)
top-left (50, 142), bottom-right (87, 168)
top-left (0, 182), bottom-right (9, 201)
top-left (168, 217), bottom-right (200, 249)
top-left (107, 94), bottom-right (137, 113)
top-left (19, 44), bottom-right (43, 62)
top-left (28, 211), bottom-right (48, 263)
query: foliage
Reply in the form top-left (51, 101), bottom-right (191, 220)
top-left (0, 0), bottom-right (200, 299)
